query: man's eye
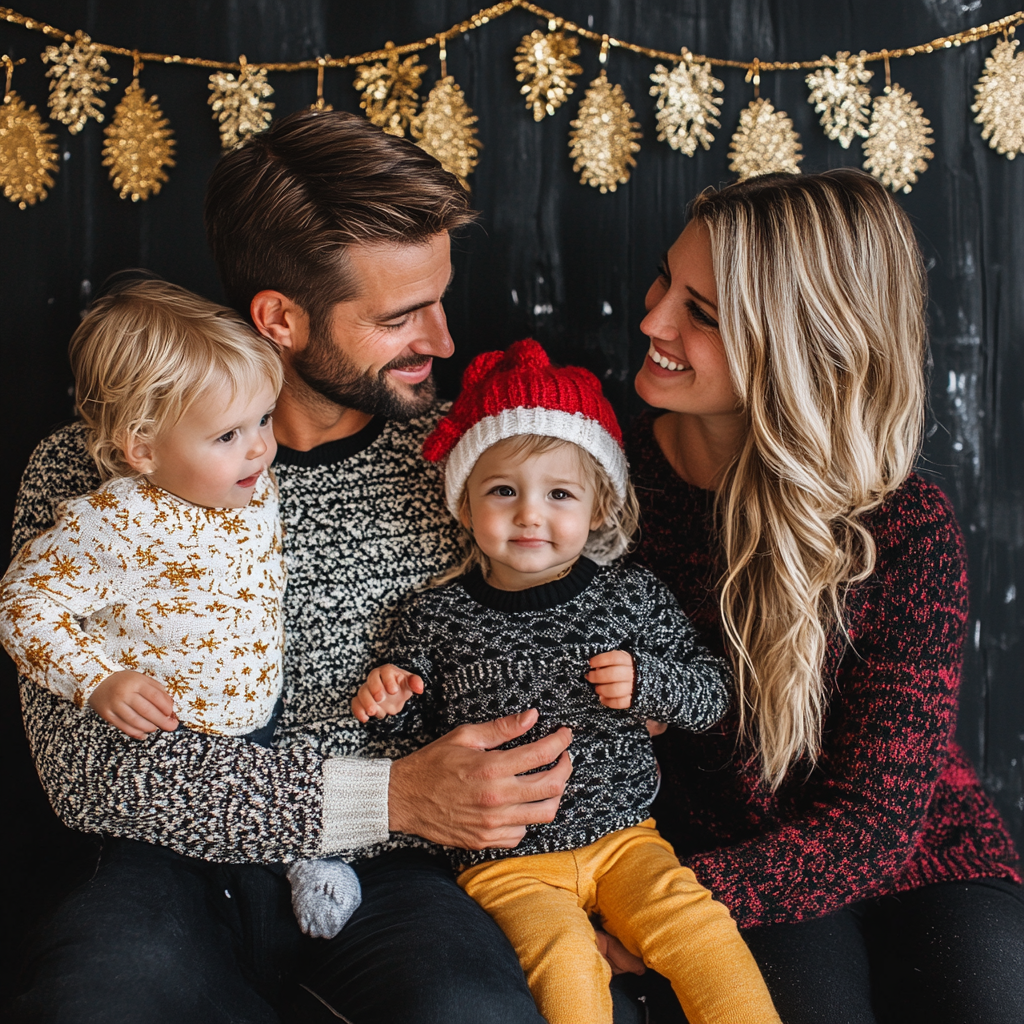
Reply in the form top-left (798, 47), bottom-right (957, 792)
top-left (217, 430), bottom-right (237, 443)
top-left (383, 319), bottom-right (409, 331)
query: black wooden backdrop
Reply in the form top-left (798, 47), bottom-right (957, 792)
top-left (2, 0), bottom-right (1022, 972)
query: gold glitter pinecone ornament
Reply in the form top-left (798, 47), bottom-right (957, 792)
top-left (102, 80), bottom-right (176, 201)
top-left (862, 84), bottom-right (933, 193)
top-left (354, 45), bottom-right (426, 137)
top-left (0, 89), bottom-right (59, 208)
top-left (41, 30), bottom-right (116, 135)
top-left (805, 51), bottom-right (872, 149)
top-left (568, 73), bottom-right (642, 192)
top-left (972, 36), bottom-right (1024, 159)
top-left (649, 51), bottom-right (724, 156)
top-left (515, 29), bottom-right (582, 122)
top-left (208, 58), bottom-right (275, 151)
top-left (411, 76), bottom-right (480, 189)
top-left (728, 97), bottom-right (802, 179)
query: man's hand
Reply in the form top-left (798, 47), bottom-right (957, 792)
top-left (352, 664), bottom-right (424, 723)
top-left (88, 670), bottom-right (179, 740)
top-left (388, 709), bottom-right (572, 850)
top-left (586, 649), bottom-right (635, 709)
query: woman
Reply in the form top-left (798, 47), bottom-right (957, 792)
top-left (628, 169), bottom-right (1024, 1023)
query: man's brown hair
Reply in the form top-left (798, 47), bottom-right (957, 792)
top-left (204, 109), bottom-right (475, 329)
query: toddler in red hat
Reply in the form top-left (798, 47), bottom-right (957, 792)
top-left (297, 340), bottom-right (779, 1024)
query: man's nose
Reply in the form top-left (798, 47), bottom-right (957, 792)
top-left (412, 302), bottom-right (454, 359)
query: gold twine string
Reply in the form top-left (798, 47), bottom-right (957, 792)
top-left (1, 2), bottom-right (1022, 75)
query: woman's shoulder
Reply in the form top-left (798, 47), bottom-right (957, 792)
top-left (865, 473), bottom-right (966, 583)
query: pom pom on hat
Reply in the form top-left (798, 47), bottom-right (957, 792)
top-left (423, 340), bottom-right (629, 559)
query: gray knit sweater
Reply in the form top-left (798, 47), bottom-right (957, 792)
top-left (375, 558), bottom-right (731, 866)
top-left (11, 411), bottom-right (460, 864)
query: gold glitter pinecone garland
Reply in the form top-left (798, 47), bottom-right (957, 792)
top-left (862, 84), bottom-right (933, 193)
top-left (354, 47), bottom-right (426, 137)
top-left (515, 29), bottom-right (582, 122)
top-left (208, 60), bottom-right (275, 151)
top-left (649, 52), bottom-right (724, 156)
top-left (728, 97), bottom-right (802, 179)
top-left (0, 90), bottom-right (60, 207)
top-left (568, 73), bottom-right (641, 192)
top-left (411, 75), bottom-right (480, 189)
top-left (972, 37), bottom-right (1024, 159)
top-left (805, 51), bottom-right (872, 149)
top-left (102, 81), bottom-right (176, 201)
top-left (41, 30), bottom-right (116, 135)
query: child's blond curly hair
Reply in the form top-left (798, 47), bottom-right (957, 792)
top-left (69, 279), bottom-right (284, 481)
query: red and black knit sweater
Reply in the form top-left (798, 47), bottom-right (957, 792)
top-left (628, 413), bottom-right (1021, 931)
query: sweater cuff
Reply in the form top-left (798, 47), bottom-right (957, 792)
top-left (319, 756), bottom-right (392, 855)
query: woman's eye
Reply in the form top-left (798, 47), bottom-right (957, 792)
top-left (217, 430), bottom-right (237, 443)
top-left (687, 300), bottom-right (719, 330)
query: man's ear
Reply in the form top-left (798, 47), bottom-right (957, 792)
top-left (122, 433), bottom-right (157, 476)
top-left (250, 291), bottom-right (310, 355)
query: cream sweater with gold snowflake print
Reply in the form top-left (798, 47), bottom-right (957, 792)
top-left (0, 471), bottom-right (284, 736)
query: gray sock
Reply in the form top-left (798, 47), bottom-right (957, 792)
top-left (287, 857), bottom-right (362, 939)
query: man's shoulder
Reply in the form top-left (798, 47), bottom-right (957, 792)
top-left (376, 402), bottom-right (451, 456)
top-left (12, 422), bottom-right (102, 555)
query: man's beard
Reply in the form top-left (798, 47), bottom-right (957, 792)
top-left (292, 327), bottom-right (436, 422)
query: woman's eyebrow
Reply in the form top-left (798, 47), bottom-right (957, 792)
top-left (687, 285), bottom-right (718, 310)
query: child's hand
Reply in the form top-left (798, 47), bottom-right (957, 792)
top-left (352, 664), bottom-right (424, 723)
top-left (586, 650), bottom-right (635, 709)
top-left (88, 670), bottom-right (179, 740)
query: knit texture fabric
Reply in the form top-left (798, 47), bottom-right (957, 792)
top-left (0, 472), bottom-right (284, 734)
top-left (627, 412), bottom-right (1022, 930)
top-left (11, 412), bottom-right (461, 864)
top-left (373, 557), bottom-right (731, 866)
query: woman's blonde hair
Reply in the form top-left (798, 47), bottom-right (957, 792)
top-left (434, 433), bottom-right (640, 585)
top-left (689, 169), bottom-right (927, 788)
top-left (69, 279), bottom-right (284, 481)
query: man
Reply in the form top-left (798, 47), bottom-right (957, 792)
top-left (10, 110), bottom-right (584, 1024)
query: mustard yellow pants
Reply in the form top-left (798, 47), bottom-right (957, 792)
top-left (458, 820), bottom-right (780, 1024)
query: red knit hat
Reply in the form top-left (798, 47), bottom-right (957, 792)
top-left (423, 339), bottom-right (629, 560)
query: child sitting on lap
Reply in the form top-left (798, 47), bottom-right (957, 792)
top-left (0, 279), bottom-right (360, 936)
top-left (295, 340), bottom-right (780, 1024)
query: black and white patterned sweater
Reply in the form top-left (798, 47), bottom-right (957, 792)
top-left (374, 557), bottom-right (731, 866)
top-left (11, 412), bottom-right (461, 864)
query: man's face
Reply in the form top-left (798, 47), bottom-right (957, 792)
top-left (293, 232), bottom-right (454, 420)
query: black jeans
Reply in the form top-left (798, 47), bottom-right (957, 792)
top-left (8, 837), bottom-right (645, 1024)
top-left (739, 878), bottom-right (1024, 1024)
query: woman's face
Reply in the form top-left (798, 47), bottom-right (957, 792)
top-left (634, 220), bottom-right (739, 417)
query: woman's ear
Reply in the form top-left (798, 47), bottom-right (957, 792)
top-left (122, 433), bottom-right (157, 476)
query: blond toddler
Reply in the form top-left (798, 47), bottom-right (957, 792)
top-left (339, 340), bottom-right (781, 1024)
top-left (0, 279), bottom-right (360, 934)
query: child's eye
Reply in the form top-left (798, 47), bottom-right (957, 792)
top-left (217, 430), bottom-right (237, 443)
top-left (550, 489), bottom-right (575, 501)
top-left (489, 485), bottom-right (516, 497)
top-left (259, 413), bottom-right (273, 427)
